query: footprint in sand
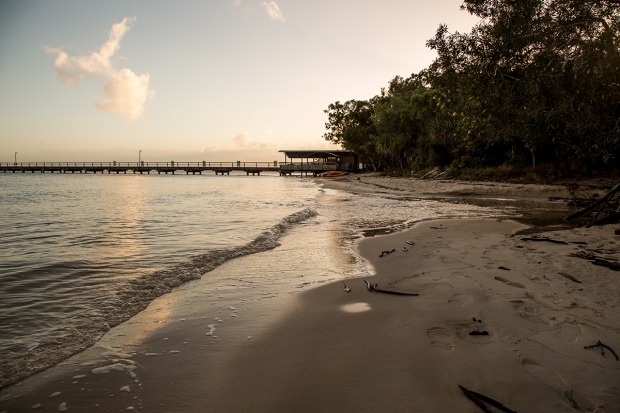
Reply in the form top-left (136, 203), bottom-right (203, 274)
top-left (511, 301), bottom-right (548, 325)
top-left (494, 276), bottom-right (526, 289)
top-left (519, 311), bottom-right (548, 325)
top-left (448, 293), bottom-right (475, 306)
top-left (529, 275), bottom-right (552, 286)
top-left (426, 327), bottom-right (455, 352)
top-left (522, 358), bottom-right (597, 412)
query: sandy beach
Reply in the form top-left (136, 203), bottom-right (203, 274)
top-left (1, 175), bottom-right (619, 412)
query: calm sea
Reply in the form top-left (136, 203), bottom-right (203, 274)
top-left (0, 172), bottom-right (499, 388)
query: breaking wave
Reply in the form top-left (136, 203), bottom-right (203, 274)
top-left (109, 207), bottom-right (318, 324)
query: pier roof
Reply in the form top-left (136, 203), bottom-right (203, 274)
top-left (279, 150), bottom-right (354, 159)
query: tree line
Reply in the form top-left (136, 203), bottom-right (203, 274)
top-left (323, 0), bottom-right (620, 176)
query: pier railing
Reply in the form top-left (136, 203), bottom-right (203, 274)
top-left (0, 161), bottom-right (278, 169)
top-left (0, 161), bottom-right (346, 176)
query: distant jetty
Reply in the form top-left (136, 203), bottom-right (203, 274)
top-left (2, 150), bottom-right (364, 176)
top-left (1, 161), bottom-right (278, 176)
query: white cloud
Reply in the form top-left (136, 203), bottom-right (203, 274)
top-left (261, 1), bottom-right (285, 22)
top-left (96, 68), bottom-right (153, 120)
top-left (232, 133), bottom-right (268, 149)
top-left (232, 133), bottom-right (250, 147)
top-left (45, 17), bottom-right (154, 120)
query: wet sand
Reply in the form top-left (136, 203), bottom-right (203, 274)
top-left (199, 218), bottom-right (620, 412)
top-left (1, 176), bottom-right (619, 412)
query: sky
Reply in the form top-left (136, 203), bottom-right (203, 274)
top-left (0, 0), bottom-right (480, 163)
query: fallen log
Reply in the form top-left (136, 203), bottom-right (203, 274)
top-left (565, 183), bottom-right (620, 226)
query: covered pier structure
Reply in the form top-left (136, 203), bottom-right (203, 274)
top-left (278, 150), bottom-right (361, 176)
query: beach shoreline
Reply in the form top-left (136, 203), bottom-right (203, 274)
top-left (198, 216), bottom-right (619, 412)
top-left (2, 176), bottom-right (619, 412)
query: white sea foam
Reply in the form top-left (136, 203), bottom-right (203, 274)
top-left (99, 346), bottom-right (133, 359)
top-left (206, 324), bottom-right (217, 337)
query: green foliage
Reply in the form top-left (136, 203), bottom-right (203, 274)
top-left (323, 0), bottom-right (620, 176)
top-left (323, 99), bottom-right (384, 171)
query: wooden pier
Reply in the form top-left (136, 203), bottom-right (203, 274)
top-left (0, 161), bottom-right (281, 175)
top-left (0, 161), bottom-right (344, 176)
top-left (1, 151), bottom-right (363, 176)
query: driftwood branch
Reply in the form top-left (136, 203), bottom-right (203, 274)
top-left (458, 385), bottom-right (518, 413)
top-left (565, 182), bottom-right (620, 226)
top-left (378, 249), bottom-right (396, 257)
top-left (521, 236), bottom-right (568, 245)
top-left (364, 280), bottom-right (419, 296)
top-left (584, 340), bottom-right (619, 361)
top-left (558, 272), bottom-right (581, 283)
top-left (569, 251), bottom-right (620, 271)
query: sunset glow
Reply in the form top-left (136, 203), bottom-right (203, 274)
top-left (0, 1), bottom-right (479, 162)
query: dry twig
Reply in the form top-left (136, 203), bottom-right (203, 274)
top-left (584, 340), bottom-right (619, 361)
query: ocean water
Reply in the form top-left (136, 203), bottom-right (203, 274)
top-left (0, 172), bottom-right (501, 388)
